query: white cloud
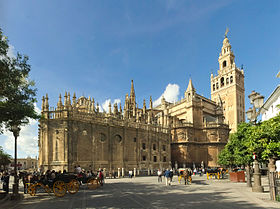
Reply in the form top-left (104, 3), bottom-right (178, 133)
top-left (101, 99), bottom-right (121, 113)
top-left (0, 103), bottom-right (40, 158)
top-left (154, 84), bottom-right (180, 107)
top-left (7, 45), bottom-right (16, 58)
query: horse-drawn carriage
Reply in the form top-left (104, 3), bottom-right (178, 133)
top-left (28, 173), bottom-right (80, 197)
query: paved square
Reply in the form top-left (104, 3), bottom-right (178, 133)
top-left (2, 175), bottom-right (280, 209)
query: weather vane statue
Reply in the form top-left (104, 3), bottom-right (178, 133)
top-left (225, 28), bottom-right (229, 38)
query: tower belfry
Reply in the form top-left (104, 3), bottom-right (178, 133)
top-left (211, 29), bottom-right (245, 132)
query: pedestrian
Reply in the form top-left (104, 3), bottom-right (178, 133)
top-left (164, 169), bottom-right (171, 186)
top-left (1, 171), bottom-right (10, 194)
top-left (157, 169), bottom-right (162, 182)
top-left (129, 170), bottom-right (133, 178)
top-left (170, 169), bottom-right (174, 182)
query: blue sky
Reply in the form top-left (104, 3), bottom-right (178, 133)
top-left (0, 0), bottom-right (280, 158)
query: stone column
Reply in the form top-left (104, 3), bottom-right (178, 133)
top-left (118, 168), bottom-right (120, 178)
top-left (134, 168), bottom-right (136, 177)
top-left (122, 168), bottom-right (124, 177)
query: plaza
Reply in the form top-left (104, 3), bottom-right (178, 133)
top-left (1, 175), bottom-right (280, 209)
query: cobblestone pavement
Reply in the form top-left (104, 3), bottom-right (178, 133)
top-left (1, 175), bottom-right (280, 209)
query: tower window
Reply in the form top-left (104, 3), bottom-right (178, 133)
top-left (226, 78), bottom-right (229, 85)
top-left (223, 61), bottom-right (227, 68)
top-left (163, 156), bottom-right (167, 162)
top-left (153, 144), bottom-right (156, 150)
top-left (142, 156), bottom-right (146, 161)
top-left (216, 83), bottom-right (219, 90)
top-left (221, 77), bottom-right (225, 87)
top-left (230, 76), bottom-right (233, 83)
top-left (162, 145), bottom-right (166, 151)
top-left (213, 84), bottom-right (215, 91)
top-left (142, 143), bottom-right (146, 150)
top-left (153, 156), bottom-right (157, 162)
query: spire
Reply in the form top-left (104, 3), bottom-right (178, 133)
top-left (67, 92), bottom-right (71, 105)
top-left (41, 96), bottom-right (45, 112)
top-left (149, 96), bottom-right (153, 109)
top-left (64, 92), bottom-right (67, 106)
top-left (108, 102), bottom-right (112, 114)
top-left (186, 79), bottom-right (195, 92)
top-left (57, 94), bottom-right (63, 109)
top-left (143, 99), bottom-right (146, 114)
top-left (72, 92), bottom-right (76, 107)
top-left (96, 103), bottom-right (99, 113)
top-left (119, 102), bottom-right (122, 114)
top-left (130, 80), bottom-right (136, 104)
top-left (45, 94), bottom-right (49, 111)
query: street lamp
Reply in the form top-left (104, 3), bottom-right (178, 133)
top-left (11, 125), bottom-right (21, 199)
top-left (246, 90), bottom-right (264, 193)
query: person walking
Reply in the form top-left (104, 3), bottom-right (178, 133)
top-left (157, 169), bottom-right (162, 182)
top-left (1, 171), bottom-right (10, 194)
top-left (164, 169), bottom-right (171, 186)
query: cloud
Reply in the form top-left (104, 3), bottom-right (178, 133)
top-left (154, 84), bottom-right (180, 106)
top-left (0, 103), bottom-right (40, 158)
top-left (7, 45), bottom-right (16, 58)
top-left (101, 98), bottom-right (121, 113)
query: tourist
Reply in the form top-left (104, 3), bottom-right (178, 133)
top-left (157, 169), bottom-right (162, 182)
top-left (170, 169), bottom-right (174, 182)
top-left (164, 169), bottom-right (171, 186)
top-left (1, 171), bottom-right (10, 194)
top-left (129, 170), bottom-right (133, 178)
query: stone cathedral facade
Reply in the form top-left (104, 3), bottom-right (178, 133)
top-left (38, 33), bottom-right (244, 172)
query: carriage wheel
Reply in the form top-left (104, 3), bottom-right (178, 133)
top-left (53, 181), bottom-right (66, 197)
top-left (28, 184), bottom-right (36, 196)
top-left (67, 179), bottom-right (80, 194)
top-left (87, 178), bottom-right (99, 189)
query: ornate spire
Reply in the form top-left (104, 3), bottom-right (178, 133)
top-left (57, 94), bottom-right (63, 109)
top-left (72, 92), bottom-right (76, 107)
top-left (108, 102), bottom-right (112, 114)
top-left (186, 79), bottom-right (195, 92)
top-left (64, 92), bottom-right (67, 106)
top-left (130, 80), bottom-right (136, 104)
top-left (67, 92), bottom-right (71, 105)
top-left (149, 96), bottom-right (153, 109)
top-left (45, 94), bottom-right (49, 111)
top-left (96, 103), bottom-right (99, 113)
top-left (41, 96), bottom-right (45, 112)
top-left (119, 102), bottom-right (122, 114)
top-left (143, 99), bottom-right (146, 114)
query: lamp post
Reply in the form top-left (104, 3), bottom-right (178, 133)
top-left (11, 125), bottom-right (21, 199)
top-left (246, 90), bottom-right (264, 193)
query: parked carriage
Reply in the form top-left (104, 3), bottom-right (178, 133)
top-left (28, 173), bottom-right (80, 197)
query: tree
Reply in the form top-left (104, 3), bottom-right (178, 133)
top-left (0, 146), bottom-right (11, 169)
top-left (0, 28), bottom-right (40, 133)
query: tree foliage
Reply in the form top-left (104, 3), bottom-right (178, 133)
top-left (218, 114), bottom-right (280, 167)
top-left (0, 28), bottom-right (40, 133)
top-left (0, 146), bottom-right (11, 168)
top-left (218, 122), bottom-right (253, 166)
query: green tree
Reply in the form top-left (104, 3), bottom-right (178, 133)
top-left (0, 28), bottom-right (40, 133)
top-left (0, 146), bottom-right (11, 169)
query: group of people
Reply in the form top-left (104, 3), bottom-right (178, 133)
top-left (157, 168), bottom-right (193, 186)
top-left (157, 169), bottom-right (174, 186)
top-left (0, 171), bottom-right (10, 194)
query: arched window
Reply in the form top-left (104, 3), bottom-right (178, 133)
top-left (221, 77), bottom-right (225, 87)
top-left (230, 76), bottom-right (233, 83)
top-left (213, 84), bottom-right (215, 91)
top-left (216, 83), bottom-right (219, 90)
top-left (226, 78), bottom-right (229, 85)
top-left (223, 60), bottom-right (227, 68)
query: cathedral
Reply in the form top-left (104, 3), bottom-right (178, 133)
top-left (38, 32), bottom-right (245, 173)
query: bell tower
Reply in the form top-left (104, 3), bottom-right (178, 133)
top-left (211, 29), bottom-right (245, 132)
